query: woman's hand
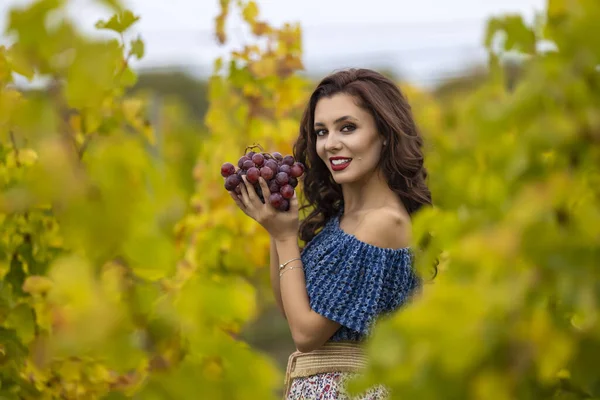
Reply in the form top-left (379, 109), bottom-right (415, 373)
top-left (229, 176), bottom-right (299, 242)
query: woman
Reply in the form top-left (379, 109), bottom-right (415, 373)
top-left (229, 68), bottom-right (432, 399)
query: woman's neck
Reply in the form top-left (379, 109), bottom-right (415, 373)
top-left (340, 169), bottom-right (400, 216)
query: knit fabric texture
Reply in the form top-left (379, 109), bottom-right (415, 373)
top-left (300, 212), bottom-right (420, 342)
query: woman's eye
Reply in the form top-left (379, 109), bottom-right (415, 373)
top-left (314, 129), bottom-right (326, 136)
top-left (341, 124), bottom-right (356, 132)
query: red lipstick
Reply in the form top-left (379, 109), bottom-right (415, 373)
top-left (329, 157), bottom-right (352, 171)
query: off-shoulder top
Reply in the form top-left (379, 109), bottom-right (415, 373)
top-left (300, 212), bottom-right (420, 342)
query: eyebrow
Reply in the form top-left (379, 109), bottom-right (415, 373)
top-left (314, 115), bottom-right (357, 127)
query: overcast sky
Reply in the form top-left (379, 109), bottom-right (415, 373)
top-left (1, 0), bottom-right (547, 86)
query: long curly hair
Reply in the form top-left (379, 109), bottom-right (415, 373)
top-left (293, 68), bottom-right (432, 243)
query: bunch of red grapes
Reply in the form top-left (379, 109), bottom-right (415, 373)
top-left (221, 146), bottom-right (305, 212)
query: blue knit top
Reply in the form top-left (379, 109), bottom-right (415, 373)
top-left (300, 212), bottom-right (420, 342)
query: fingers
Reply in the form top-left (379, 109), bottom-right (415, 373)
top-left (239, 179), bottom-right (251, 207)
top-left (259, 177), bottom-right (278, 212)
top-left (241, 176), bottom-right (258, 203)
top-left (258, 177), bottom-right (271, 198)
top-left (229, 191), bottom-right (246, 211)
top-left (288, 191), bottom-right (299, 213)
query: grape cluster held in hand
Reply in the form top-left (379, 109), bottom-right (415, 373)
top-left (221, 147), bottom-right (305, 211)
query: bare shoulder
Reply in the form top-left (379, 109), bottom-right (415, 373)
top-left (353, 208), bottom-right (411, 250)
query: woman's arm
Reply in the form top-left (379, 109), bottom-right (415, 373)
top-left (230, 176), bottom-right (339, 352)
top-left (274, 209), bottom-right (410, 353)
top-left (269, 237), bottom-right (286, 318)
top-left (275, 237), bottom-right (341, 353)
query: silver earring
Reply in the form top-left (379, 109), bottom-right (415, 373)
top-left (383, 141), bottom-right (387, 146)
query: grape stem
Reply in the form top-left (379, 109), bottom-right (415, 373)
top-left (244, 143), bottom-right (274, 159)
top-left (244, 143), bottom-right (264, 153)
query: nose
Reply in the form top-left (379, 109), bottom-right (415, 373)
top-left (324, 132), bottom-right (342, 153)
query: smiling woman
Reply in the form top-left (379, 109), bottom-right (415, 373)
top-left (229, 68), bottom-right (432, 399)
top-left (314, 96), bottom-right (384, 179)
top-left (296, 68), bottom-right (432, 244)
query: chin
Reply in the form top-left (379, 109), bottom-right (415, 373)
top-left (330, 171), bottom-right (357, 184)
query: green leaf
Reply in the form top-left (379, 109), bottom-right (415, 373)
top-left (214, 56), bottom-right (223, 73)
top-left (0, 391), bottom-right (20, 400)
top-left (101, 392), bottom-right (128, 400)
top-left (0, 46), bottom-right (14, 84)
top-left (5, 303), bottom-right (35, 344)
top-left (120, 65), bottom-right (138, 87)
top-left (6, 0), bottom-right (65, 47)
top-left (65, 39), bottom-right (123, 109)
top-left (548, 0), bottom-right (567, 19)
top-left (95, 10), bottom-right (140, 34)
top-left (484, 15), bottom-right (537, 54)
top-left (6, 44), bottom-right (35, 80)
top-left (0, 327), bottom-right (29, 371)
top-left (124, 225), bottom-right (178, 281)
top-left (129, 36), bottom-right (145, 60)
top-left (5, 253), bottom-right (26, 297)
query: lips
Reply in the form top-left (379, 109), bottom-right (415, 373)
top-left (329, 157), bottom-right (352, 171)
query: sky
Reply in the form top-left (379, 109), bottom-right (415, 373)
top-left (1, 0), bottom-right (548, 87)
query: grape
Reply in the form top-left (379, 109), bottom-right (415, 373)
top-left (242, 159), bottom-right (255, 170)
top-left (225, 174), bottom-right (241, 191)
top-left (280, 184), bottom-right (294, 199)
top-left (238, 156), bottom-right (250, 168)
top-left (223, 147), bottom-right (302, 212)
top-left (282, 155), bottom-right (294, 166)
top-left (268, 180), bottom-right (280, 194)
top-left (265, 160), bottom-right (279, 172)
top-left (252, 153), bottom-right (265, 167)
top-left (260, 166), bottom-right (274, 180)
top-left (279, 199), bottom-right (290, 211)
top-left (221, 162), bottom-right (236, 177)
top-left (275, 172), bottom-right (289, 185)
top-left (247, 167), bottom-right (260, 184)
top-left (269, 192), bottom-right (283, 208)
top-left (279, 164), bottom-right (291, 174)
top-left (290, 163), bottom-right (304, 178)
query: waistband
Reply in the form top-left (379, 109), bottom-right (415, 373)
top-left (283, 341), bottom-right (368, 398)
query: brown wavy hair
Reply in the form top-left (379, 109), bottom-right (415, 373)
top-left (293, 68), bottom-right (432, 243)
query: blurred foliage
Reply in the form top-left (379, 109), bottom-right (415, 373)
top-left (1, 0), bottom-right (598, 399)
top-left (0, 0), bottom-right (290, 398)
top-left (178, 0), bottom-right (311, 294)
top-left (349, 1), bottom-right (600, 399)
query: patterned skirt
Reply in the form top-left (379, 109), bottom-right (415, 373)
top-left (286, 371), bottom-right (389, 400)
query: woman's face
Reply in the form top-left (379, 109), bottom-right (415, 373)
top-left (314, 93), bottom-right (385, 185)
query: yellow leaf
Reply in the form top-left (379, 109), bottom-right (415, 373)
top-left (0, 87), bottom-right (23, 126)
top-left (471, 370), bottom-right (512, 400)
top-left (0, 46), bottom-right (12, 83)
top-left (23, 275), bottom-right (54, 295)
top-left (242, 1), bottom-right (259, 24)
top-left (248, 56), bottom-right (277, 79)
top-left (20, 148), bottom-right (38, 166)
top-left (122, 97), bottom-right (144, 122)
top-left (0, 260), bottom-right (9, 280)
top-left (548, 0), bottom-right (567, 18)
